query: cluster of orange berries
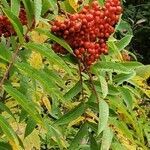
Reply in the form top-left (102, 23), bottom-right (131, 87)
top-left (0, 8), bottom-right (27, 37)
top-left (51, 0), bottom-right (122, 66)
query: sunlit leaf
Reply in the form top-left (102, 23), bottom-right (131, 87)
top-left (98, 75), bottom-right (108, 98)
top-left (115, 35), bottom-right (133, 51)
top-left (119, 87), bottom-right (133, 109)
top-left (11, 0), bottom-right (20, 16)
top-left (34, 0), bottom-right (42, 25)
top-left (22, 0), bottom-right (34, 26)
top-left (98, 100), bottom-right (109, 135)
top-left (101, 126), bottom-right (113, 150)
top-left (93, 62), bottom-right (130, 74)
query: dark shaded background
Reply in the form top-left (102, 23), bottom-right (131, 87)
top-left (123, 0), bottom-right (150, 64)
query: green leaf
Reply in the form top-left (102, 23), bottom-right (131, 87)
top-left (108, 96), bottom-right (135, 125)
top-left (0, 115), bottom-right (22, 149)
top-left (22, 0), bottom-right (34, 27)
top-left (34, 0), bottom-right (42, 25)
top-left (88, 93), bottom-right (97, 103)
top-left (36, 28), bottom-right (73, 54)
top-left (98, 100), bottom-right (109, 135)
top-left (115, 19), bottom-right (133, 35)
top-left (98, 75), bottom-right (108, 98)
top-left (42, 0), bottom-right (58, 15)
top-left (15, 62), bottom-right (62, 99)
top-left (111, 141), bottom-right (126, 150)
top-left (45, 118), bottom-right (67, 148)
top-left (19, 108), bottom-right (28, 123)
top-left (119, 87), bottom-right (133, 109)
top-left (0, 43), bottom-right (11, 62)
top-left (69, 122), bottom-right (88, 149)
top-left (86, 102), bottom-right (99, 112)
top-left (10, 36), bottom-right (18, 50)
top-left (113, 71), bottom-right (136, 85)
top-left (55, 103), bottom-right (85, 125)
top-left (87, 122), bottom-right (98, 133)
top-left (61, 0), bottom-right (76, 13)
top-left (144, 124), bottom-right (150, 146)
top-left (24, 118), bottom-right (36, 138)
top-left (120, 61), bottom-right (143, 69)
top-left (44, 68), bottom-right (64, 87)
top-left (107, 39), bottom-right (122, 56)
top-left (3, 84), bottom-right (44, 126)
top-left (108, 84), bottom-right (120, 96)
top-left (135, 65), bottom-right (150, 78)
top-left (115, 35), bottom-right (133, 51)
top-left (25, 42), bottom-right (72, 76)
top-left (98, 0), bottom-right (105, 7)
top-left (3, 9), bottom-right (24, 43)
top-left (0, 0), bottom-right (9, 9)
top-left (89, 132), bottom-right (99, 150)
top-left (93, 62), bottom-right (130, 74)
top-left (64, 81), bottom-right (82, 100)
top-left (101, 126), bottom-right (113, 150)
top-left (110, 118), bottom-right (134, 142)
top-left (11, 0), bottom-right (20, 16)
top-left (0, 102), bottom-right (15, 120)
top-left (0, 142), bottom-right (12, 150)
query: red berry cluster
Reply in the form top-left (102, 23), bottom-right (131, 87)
top-left (51, 0), bottom-right (122, 66)
top-left (0, 8), bottom-right (27, 38)
top-left (19, 8), bottom-right (27, 25)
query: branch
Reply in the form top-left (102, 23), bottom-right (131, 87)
top-left (0, 45), bottom-right (21, 90)
top-left (84, 63), bottom-right (99, 103)
top-left (0, 24), bottom-right (33, 90)
top-left (78, 61), bottom-right (84, 100)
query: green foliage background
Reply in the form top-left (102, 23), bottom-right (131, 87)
top-left (0, 0), bottom-right (149, 150)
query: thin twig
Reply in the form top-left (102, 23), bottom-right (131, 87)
top-left (84, 63), bottom-right (99, 103)
top-left (78, 61), bottom-right (84, 100)
top-left (0, 45), bottom-right (21, 90)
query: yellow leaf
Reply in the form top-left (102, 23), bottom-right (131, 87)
top-left (68, 0), bottom-right (79, 12)
top-left (86, 118), bottom-right (97, 124)
top-left (132, 76), bottom-right (150, 98)
top-left (42, 96), bottom-right (51, 112)
top-left (31, 22), bottom-right (49, 43)
top-left (86, 109), bottom-right (99, 121)
top-left (28, 51), bottom-right (43, 69)
top-left (0, 63), bottom-right (6, 70)
top-left (68, 116), bottom-right (84, 127)
top-left (23, 130), bottom-right (40, 150)
top-left (9, 141), bottom-right (20, 150)
top-left (112, 126), bottom-right (137, 150)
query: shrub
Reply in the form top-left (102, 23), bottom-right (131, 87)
top-left (0, 0), bottom-right (149, 149)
